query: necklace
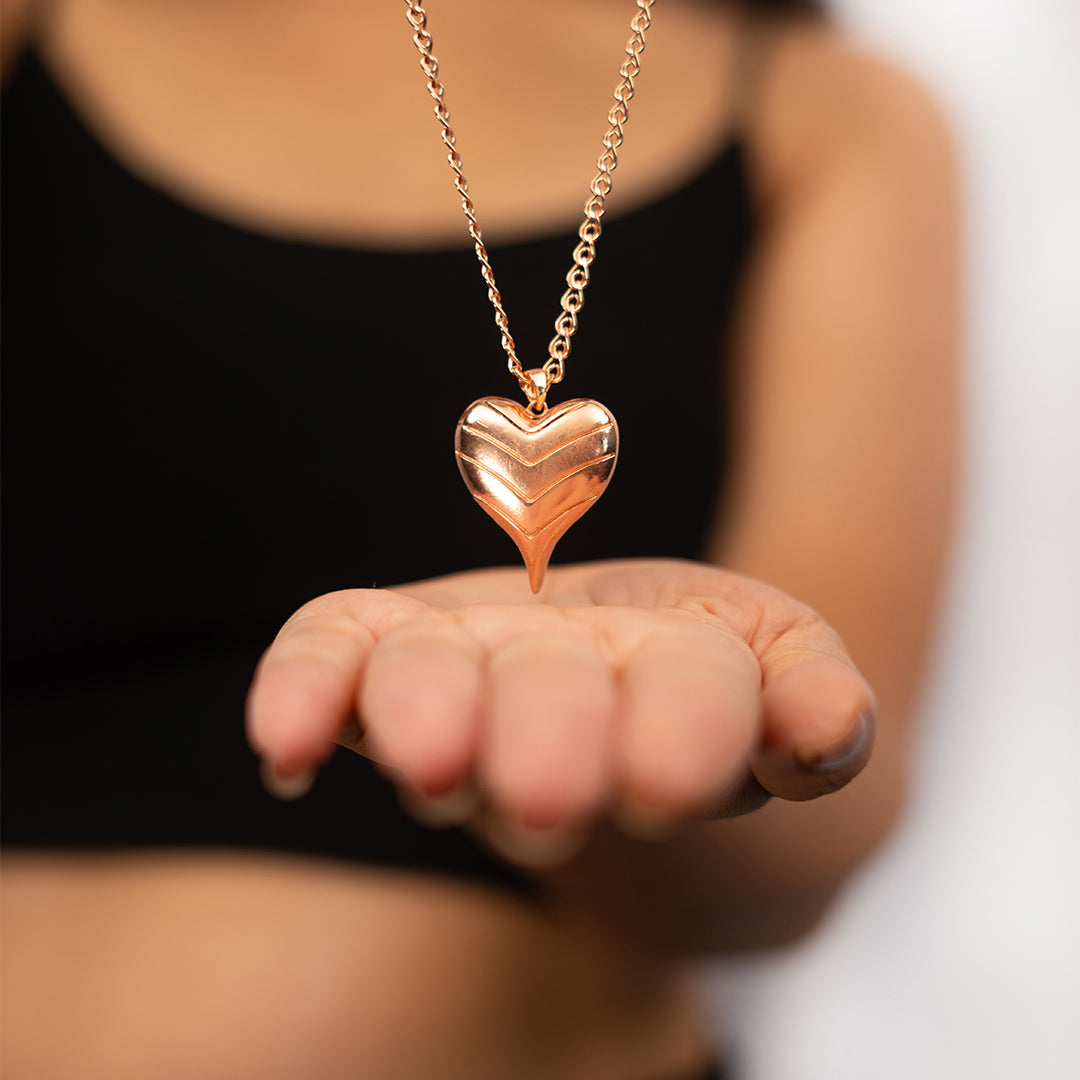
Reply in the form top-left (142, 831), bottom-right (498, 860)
top-left (405, 0), bottom-right (655, 592)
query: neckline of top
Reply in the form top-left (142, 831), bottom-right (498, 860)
top-left (15, 45), bottom-right (751, 260)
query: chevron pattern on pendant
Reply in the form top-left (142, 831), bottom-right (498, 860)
top-left (455, 396), bottom-right (619, 592)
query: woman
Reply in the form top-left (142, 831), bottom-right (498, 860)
top-left (0, 0), bottom-right (958, 1076)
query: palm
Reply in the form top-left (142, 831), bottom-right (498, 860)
top-left (247, 559), bottom-right (873, 857)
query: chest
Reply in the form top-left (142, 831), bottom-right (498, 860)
top-left (40, 0), bottom-right (738, 246)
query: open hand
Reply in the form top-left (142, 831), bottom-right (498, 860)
top-left (246, 559), bottom-right (874, 863)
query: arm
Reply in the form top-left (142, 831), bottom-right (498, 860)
top-left (545, 30), bottom-right (960, 954)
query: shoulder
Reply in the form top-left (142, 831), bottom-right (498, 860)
top-left (1, 0), bottom-right (40, 78)
top-left (750, 20), bottom-right (956, 206)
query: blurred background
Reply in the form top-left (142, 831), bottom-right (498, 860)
top-left (698, 1), bottom-right (1080, 1076)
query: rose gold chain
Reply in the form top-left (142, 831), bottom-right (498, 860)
top-left (404, 0), bottom-right (654, 408)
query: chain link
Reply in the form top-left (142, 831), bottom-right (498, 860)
top-left (404, 0), bottom-right (654, 404)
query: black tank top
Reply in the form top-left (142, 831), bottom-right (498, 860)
top-left (1, 49), bottom-right (756, 892)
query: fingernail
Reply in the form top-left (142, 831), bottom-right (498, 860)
top-left (485, 815), bottom-right (587, 869)
top-left (611, 797), bottom-right (679, 842)
top-left (399, 782), bottom-right (480, 828)
top-left (794, 711), bottom-right (874, 773)
top-left (260, 760), bottom-right (317, 801)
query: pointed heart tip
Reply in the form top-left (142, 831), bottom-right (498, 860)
top-left (526, 558), bottom-right (547, 594)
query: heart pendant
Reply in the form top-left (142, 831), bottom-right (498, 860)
top-left (455, 397), bottom-right (618, 593)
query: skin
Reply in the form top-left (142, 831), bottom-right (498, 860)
top-left (0, 0), bottom-right (959, 1076)
top-left (250, 561), bottom-right (874, 846)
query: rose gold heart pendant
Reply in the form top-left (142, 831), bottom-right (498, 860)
top-left (455, 395), bottom-right (618, 593)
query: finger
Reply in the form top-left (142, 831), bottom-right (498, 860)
top-left (259, 759), bottom-right (319, 802)
top-left (359, 611), bottom-right (484, 797)
top-left (616, 630), bottom-right (761, 819)
top-left (245, 590), bottom-right (406, 776)
top-left (482, 627), bottom-right (616, 832)
top-left (753, 634), bottom-right (876, 801)
top-left (481, 811), bottom-right (590, 869)
top-left (700, 768), bottom-right (773, 819)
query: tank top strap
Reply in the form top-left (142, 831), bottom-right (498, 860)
top-left (726, 11), bottom-right (783, 137)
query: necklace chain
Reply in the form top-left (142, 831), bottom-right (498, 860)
top-left (404, 0), bottom-right (654, 407)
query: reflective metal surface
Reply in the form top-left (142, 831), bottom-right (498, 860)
top-left (455, 397), bottom-right (619, 592)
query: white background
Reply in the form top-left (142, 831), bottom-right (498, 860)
top-left (698, 2), bottom-right (1080, 1076)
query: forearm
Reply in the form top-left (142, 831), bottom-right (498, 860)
top-left (568, 26), bottom-right (963, 959)
top-left (541, 734), bottom-right (905, 959)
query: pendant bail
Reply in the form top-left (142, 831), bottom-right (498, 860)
top-left (522, 368), bottom-right (550, 413)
